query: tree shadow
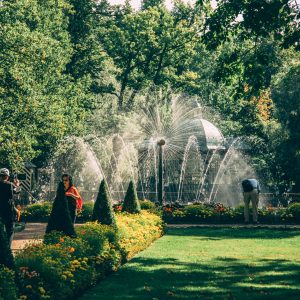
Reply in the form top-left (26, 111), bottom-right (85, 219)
top-left (80, 228), bottom-right (300, 300)
top-left (81, 256), bottom-right (300, 300)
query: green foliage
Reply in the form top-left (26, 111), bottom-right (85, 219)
top-left (163, 203), bottom-right (300, 224)
top-left (0, 219), bottom-right (14, 269)
top-left (0, 0), bottom-right (86, 169)
top-left (122, 181), bottom-right (141, 214)
top-left (287, 203), bottom-right (300, 222)
top-left (99, 3), bottom-right (204, 108)
top-left (45, 182), bottom-right (76, 237)
top-left (0, 266), bottom-right (17, 300)
top-left (92, 180), bottom-right (116, 225)
top-left (22, 202), bottom-right (52, 222)
top-left (15, 212), bottom-right (163, 300)
top-left (77, 201), bottom-right (94, 222)
top-left (140, 199), bottom-right (156, 210)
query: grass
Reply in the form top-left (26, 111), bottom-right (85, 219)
top-left (80, 227), bottom-right (300, 300)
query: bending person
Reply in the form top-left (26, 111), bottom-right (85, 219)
top-left (62, 174), bottom-right (83, 223)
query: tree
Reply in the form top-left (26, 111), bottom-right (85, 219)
top-left (98, 2), bottom-right (205, 109)
top-left (122, 181), bottom-right (141, 213)
top-left (204, 0), bottom-right (300, 50)
top-left (92, 179), bottom-right (116, 225)
top-left (0, 0), bottom-right (86, 169)
top-left (271, 51), bottom-right (300, 192)
top-left (0, 219), bottom-right (14, 269)
top-left (45, 182), bottom-right (76, 237)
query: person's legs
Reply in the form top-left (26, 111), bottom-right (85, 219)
top-left (4, 221), bottom-right (15, 248)
top-left (243, 193), bottom-right (250, 223)
top-left (68, 200), bottom-right (77, 224)
top-left (250, 190), bottom-right (259, 223)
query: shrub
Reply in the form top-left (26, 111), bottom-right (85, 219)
top-left (21, 202), bottom-right (52, 222)
top-left (14, 212), bottom-right (163, 300)
top-left (0, 219), bottom-right (14, 269)
top-left (77, 202), bottom-right (94, 222)
top-left (45, 182), bottom-right (76, 237)
top-left (287, 203), bottom-right (300, 222)
top-left (92, 180), bottom-right (116, 226)
top-left (140, 200), bottom-right (156, 210)
top-left (0, 265), bottom-right (17, 300)
top-left (122, 181), bottom-right (141, 214)
top-left (117, 211), bottom-right (164, 260)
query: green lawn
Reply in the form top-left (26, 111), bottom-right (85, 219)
top-left (80, 228), bottom-right (300, 300)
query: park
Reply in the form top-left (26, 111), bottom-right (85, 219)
top-left (0, 0), bottom-right (300, 299)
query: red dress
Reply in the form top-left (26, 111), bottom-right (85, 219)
top-left (65, 186), bottom-right (83, 210)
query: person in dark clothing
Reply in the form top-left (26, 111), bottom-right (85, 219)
top-left (0, 168), bottom-right (20, 247)
top-left (62, 174), bottom-right (82, 224)
top-left (242, 178), bottom-right (261, 224)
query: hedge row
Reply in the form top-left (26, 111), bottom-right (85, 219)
top-left (0, 211), bottom-right (164, 300)
top-left (21, 200), bottom-right (157, 223)
top-left (163, 202), bottom-right (300, 224)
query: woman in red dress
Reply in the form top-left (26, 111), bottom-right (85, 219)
top-left (62, 174), bottom-right (83, 223)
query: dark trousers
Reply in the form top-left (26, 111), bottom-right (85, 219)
top-left (4, 220), bottom-right (14, 248)
top-left (68, 200), bottom-right (77, 224)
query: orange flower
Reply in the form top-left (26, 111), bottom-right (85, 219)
top-left (69, 247), bottom-right (75, 253)
top-left (55, 243), bottom-right (61, 247)
top-left (60, 238), bottom-right (65, 243)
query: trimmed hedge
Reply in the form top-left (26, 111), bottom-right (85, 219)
top-left (122, 181), bottom-right (141, 214)
top-left (163, 203), bottom-right (300, 224)
top-left (14, 211), bottom-right (163, 300)
top-left (92, 180), bottom-right (116, 226)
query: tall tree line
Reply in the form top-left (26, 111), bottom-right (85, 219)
top-left (0, 0), bottom-right (299, 193)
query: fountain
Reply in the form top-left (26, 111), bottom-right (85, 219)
top-left (42, 95), bottom-right (260, 207)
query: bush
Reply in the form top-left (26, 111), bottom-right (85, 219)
top-left (0, 265), bottom-right (17, 300)
top-left (122, 181), bottom-right (141, 214)
top-left (14, 212), bottom-right (164, 300)
top-left (77, 202), bottom-right (94, 222)
top-left (45, 182), bottom-right (76, 237)
top-left (117, 211), bottom-right (164, 260)
top-left (140, 200), bottom-right (156, 210)
top-left (162, 203), bottom-right (299, 224)
top-left (22, 202), bottom-right (52, 222)
top-left (287, 203), bottom-right (300, 221)
top-left (92, 180), bottom-right (116, 226)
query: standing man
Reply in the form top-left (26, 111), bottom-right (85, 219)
top-left (242, 178), bottom-right (261, 224)
top-left (0, 168), bottom-right (20, 247)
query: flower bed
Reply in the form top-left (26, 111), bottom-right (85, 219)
top-left (1, 211), bottom-right (163, 300)
top-left (163, 202), bottom-right (300, 224)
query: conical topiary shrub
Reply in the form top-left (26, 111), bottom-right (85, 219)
top-left (122, 181), bottom-right (141, 214)
top-left (92, 180), bottom-right (116, 225)
top-left (0, 218), bottom-right (14, 269)
top-left (45, 182), bottom-right (76, 237)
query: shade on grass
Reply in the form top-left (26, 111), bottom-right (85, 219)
top-left (80, 227), bottom-right (300, 300)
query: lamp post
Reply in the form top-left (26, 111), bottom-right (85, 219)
top-left (157, 139), bottom-right (165, 205)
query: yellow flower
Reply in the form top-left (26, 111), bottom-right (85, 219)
top-left (26, 285), bottom-right (32, 289)
top-left (38, 287), bottom-right (46, 295)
